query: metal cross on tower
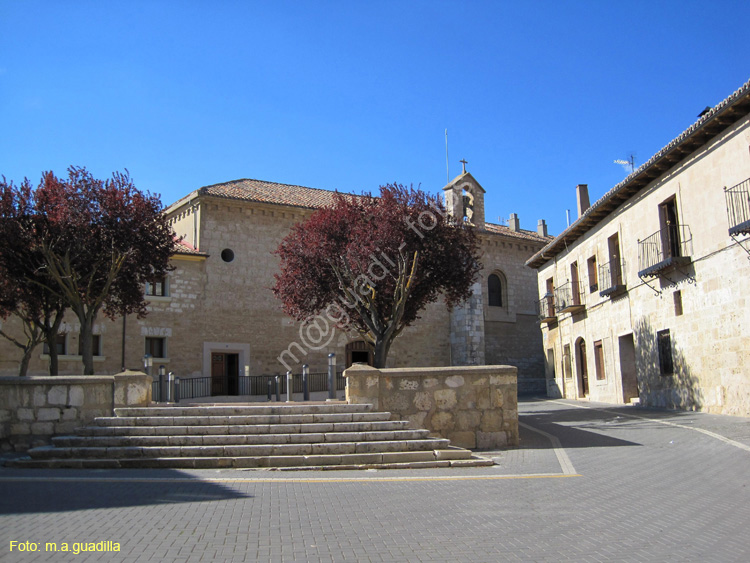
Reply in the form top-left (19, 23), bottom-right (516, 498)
top-left (460, 159), bottom-right (468, 174)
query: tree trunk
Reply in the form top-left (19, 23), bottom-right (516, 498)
top-left (44, 310), bottom-right (65, 376)
top-left (79, 315), bottom-right (95, 375)
top-left (48, 343), bottom-right (59, 376)
top-left (372, 337), bottom-right (393, 369)
top-left (18, 349), bottom-right (32, 377)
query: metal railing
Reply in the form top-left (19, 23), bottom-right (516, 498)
top-left (537, 294), bottom-right (556, 322)
top-left (637, 224), bottom-right (692, 277)
top-left (152, 371), bottom-right (345, 402)
top-left (725, 178), bottom-right (750, 236)
top-left (598, 258), bottom-right (625, 294)
top-left (553, 281), bottom-right (585, 314)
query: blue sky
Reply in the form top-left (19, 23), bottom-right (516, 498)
top-left (1, 1), bottom-right (748, 237)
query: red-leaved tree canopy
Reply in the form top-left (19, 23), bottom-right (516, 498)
top-left (0, 167), bottom-right (177, 375)
top-left (272, 183), bottom-right (481, 368)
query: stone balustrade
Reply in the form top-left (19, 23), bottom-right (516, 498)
top-left (0, 370), bottom-right (152, 452)
top-left (344, 364), bottom-right (518, 449)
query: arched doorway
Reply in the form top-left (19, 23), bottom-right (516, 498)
top-left (575, 337), bottom-right (589, 397)
top-left (345, 340), bottom-right (373, 368)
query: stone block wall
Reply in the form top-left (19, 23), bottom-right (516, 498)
top-left (344, 364), bottom-right (518, 449)
top-left (0, 371), bottom-right (152, 451)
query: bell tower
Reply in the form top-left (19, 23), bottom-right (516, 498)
top-left (442, 160), bottom-right (486, 366)
top-left (442, 160), bottom-right (486, 229)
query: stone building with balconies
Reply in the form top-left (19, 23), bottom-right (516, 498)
top-left (527, 77), bottom-right (750, 415)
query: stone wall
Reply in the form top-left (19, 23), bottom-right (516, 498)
top-left (344, 364), bottom-right (518, 449)
top-left (479, 232), bottom-right (548, 393)
top-left (0, 370), bottom-right (152, 451)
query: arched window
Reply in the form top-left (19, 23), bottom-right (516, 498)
top-left (488, 274), bottom-right (503, 307)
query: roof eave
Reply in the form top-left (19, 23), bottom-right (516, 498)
top-left (526, 78), bottom-right (750, 270)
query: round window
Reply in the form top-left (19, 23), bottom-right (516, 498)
top-left (221, 249), bottom-right (235, 263)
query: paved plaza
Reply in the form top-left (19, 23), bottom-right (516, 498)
top-left (1, 398), bottom-right (749, 562)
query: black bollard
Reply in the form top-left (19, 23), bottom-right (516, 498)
top-left (302, 364), bottom-right (309, 401)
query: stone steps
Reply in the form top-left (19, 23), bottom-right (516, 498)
top-left (91, 412), bottom-right (393, 426)
top-left (51, 429), bottom-right (431, 447)
top-left (75, 420), bottom-right (412, 436)
top-left (11, 448), bottom-right (493, 470)
top-left (30, 438), bottom-right (452, 459)
top-left (113, 404), bottom-right (374, 417)
top-left (7, 402), bottom-right (494, 470)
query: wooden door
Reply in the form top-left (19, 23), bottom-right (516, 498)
top-left (211, 353), bottom-right (226, 396)
top-left (570, 262), bottom-right (580, 305)
top-left (576, 339), bottom-right (589, 397)
top-left (660, 199), bottom-right (681, 259)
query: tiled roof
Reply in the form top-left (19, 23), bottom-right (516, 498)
top-left (173, 238), bottom-right (208, 257)
top-left (196, 178), bottom-right (550, 244)
top-left (526, 76), bottom-right (750, 269)
top-left (198, 178), bottom-right (352, 210)
top-left (483, 222), bottom-right (552, 243)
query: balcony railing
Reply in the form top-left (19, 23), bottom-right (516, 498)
top-left (598, 258), bottom-right (626, 297)
top-left (725, 178), bottom-right (750, 236)
top-left (637, 224), bottom-right (692, 278)
top-left (553, 281), bottom-right (585, 315)
top-left (537, 294), bottom-right (556, 323)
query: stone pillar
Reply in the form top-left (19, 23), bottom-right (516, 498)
top-left (449, 281), bottom-right (486, 366)
top-left (113, 370), bottom-right (153, 408)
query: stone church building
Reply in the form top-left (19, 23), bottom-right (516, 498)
top-left (0, 171), bottom-right (552, 394)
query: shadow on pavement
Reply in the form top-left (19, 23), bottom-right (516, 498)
top-left (519, 399), bottom-right (642, 449)
top-left (0, 469), bottom-right (251, 515)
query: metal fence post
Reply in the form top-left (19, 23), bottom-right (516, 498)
top-left (302, 364), bottom-right (309, 401)
top-left (174, 376), bottom-right (180, 403)
top-left (158, 365), bottom-right (166, 402)
top-left (167, 371), bottom-right (174, 402)
top-left (327, 353), bottom-right (336, 400)
top-left (286, 370), bottom-right (293, 402)
top-left (275, 375), bottom-right (281, 402)
top-left (267, 379), bottom-right (272, 402)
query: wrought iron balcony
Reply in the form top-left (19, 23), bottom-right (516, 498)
top-left (637, 224), bottom-right (692, 278)
top-left (598, 258), bottom-right (626, 297)
top-left (537, 294), bottom-right (556, 323)
top-left (725, 178), bottom-right (750, 236)
top-left (553, 282), bottom-right (585, 315)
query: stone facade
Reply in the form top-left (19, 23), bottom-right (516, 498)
top-left (0, 174), bottom-right (551, 395)
top-left (0, 370), bottom-right (152, 451)
top-left (344, 363), bottom-right (518, 449)
top-left (527, 78), bottom-right (750, 416)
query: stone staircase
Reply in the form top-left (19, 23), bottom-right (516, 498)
top-left (6, 402), bottom-right (494, 470)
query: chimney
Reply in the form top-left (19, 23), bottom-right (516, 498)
top-left (509, 213), bottom-right (520, 232)
top-left (576, 184), bottom-right (590, 218)
top-left (537, 219), bottom-right (548, 237)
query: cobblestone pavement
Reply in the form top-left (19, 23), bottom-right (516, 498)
top-left (1, 398), bottom-right (749, 562)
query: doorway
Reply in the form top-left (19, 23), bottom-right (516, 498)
top-left (659, 198), bottom-right (681, 259)
top-left (345, 340), bottom-right (373, 368)
top-left (211, 352), bottom-right (239, 396)
top-left (619, 333), bottom-right (639, 402)
top-left (575, 338), bottom-right (589, 397)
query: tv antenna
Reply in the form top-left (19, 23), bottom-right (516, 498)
top-left (614, 154), bottom-right (636, 174)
